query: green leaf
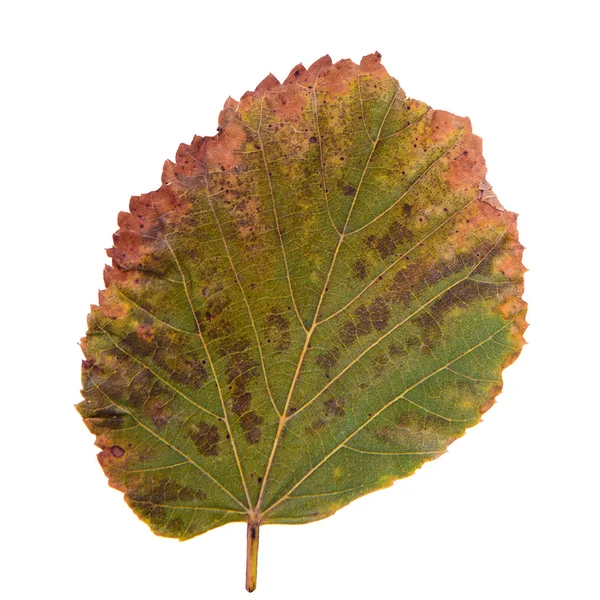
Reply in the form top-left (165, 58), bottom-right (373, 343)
top-left (77, 52), bottom-right (527, 592)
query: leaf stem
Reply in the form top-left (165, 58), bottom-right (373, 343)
top-left (245, 522), bottom-right (259, 593)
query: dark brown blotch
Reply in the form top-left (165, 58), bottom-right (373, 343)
top-left (370, 297), bottom-right (391, 331)
top-left (366, 220), bottom-right (410, 260)
top-left (232, 196), bottom-right (263, 239)
top-left (324, 396), bottom-right (346, 417)
top-left (131, 502), bottom-right (167, 525)
top-left (412, 311), bottom-right (442, 353)
top-left (388, 259), bottom-right (457, 309)
top-left (166, 516), bottom-right (186, 533)
top-left (388, 343), bottom-right (407, 358)
top-left (122, 331), bottom-right (155, 358)
top-left (417, 278), bottom-right (505, 347)
top-left (352, 258), bottom-right (368, 280)
top-left (149, 399), bottom-right (171, 428)
top-left (220, 337), bottom-right (260, 430)
top-left (201, 292), bottom-right (232, 337)
top-left (136, 323), bottom-right (155, 342)
top-left (232, 388), bottom-right (252, 415)
top-left (128, 369), bottom-right (156, 408)
top-left (154, 346), bottom-right (209, 387)
top-left (95, 366), bottom-right (128, 399)
top-left (129, 480), bottom-right (206, 505)
top-left (342, 183), bottom-right (357, 196)
top-left (240, 411), bottom-right (263, 444)
top-left (372, 352), bottom-right (390, 376)
top-left (306, 417), bottom-right (326, 435)
top-left (190, 420), bottom-right (220, 456)
top-left (111, 445), bottom-right (125, 457)
top-left (340, 298), bottom-right (390, 346)
top-left (316, 348), bottom-right (339, 375)
top-left (265, 309), bottom-right (291, 352)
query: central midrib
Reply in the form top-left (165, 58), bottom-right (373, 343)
top-left (254, 80), bottom-right (401, 519)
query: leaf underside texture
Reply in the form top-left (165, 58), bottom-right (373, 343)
top-left (78, 53), bottom-right (527, 549)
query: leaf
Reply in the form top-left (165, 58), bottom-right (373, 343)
top-left (77, 52), bottom-right (527, 592)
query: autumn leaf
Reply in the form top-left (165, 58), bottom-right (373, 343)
top-left (77, 52), bottom-right (527, 592)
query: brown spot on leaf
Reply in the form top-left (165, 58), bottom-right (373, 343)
top-left (190, 421), bottom-right (220, 456)
top-left (388, 343), bottom-right (407, 358)
top-left (131, 502), bottom-right (167, 525)
top-left (121, 331), bottom-right (155, 358)
top-left (203, 292), bottom-right (232, 330)
top-left (352, 258), bottom-right (368, 280)
top-left (366, 220), bottom-right (410, 260)
top-left (233, 195), bottom-right (263, 239)
top-left (240, 411), bottom-right (263, 444)
top-left (307, 418), bottom-right (326, 434)
top-left (428, 279), bottom-right (483, 315)
top-left (372, 352), bottom-right (390, 376)
top-left (136, 323), bottom-right (155, 342)
top-left (219, 335), bottom-right (260, 417)
top-left (128, 369), bottom-right (155, 408)
top-left (97, 443), bottom-right (129, 475)
top-left (149, 400), bottom-right (171, 428)
top-left (342, 183), bottom-right (356, 196)
top-left (340, 298), bottom-right (391, 346)
top-left (316, 349), bottom-right (339, 374)
top-left (129, 480), bottom-right (206, 505)
top-left (370, 298), bottom-right (391, 331)
top-left (324, 397), bottom-right (346, 417)
top-left (413, 311), bottom-right (442, 353)
top-left (265, 309), bottom-right (291, 352)
top-left (111, 445), bottom-right (125, 457)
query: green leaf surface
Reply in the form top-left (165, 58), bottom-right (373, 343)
top-left (78, 52), bottom-right (527, 590)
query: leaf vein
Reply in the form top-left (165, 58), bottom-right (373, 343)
top-left (97, 326), bottom-right (222, 420)
top-left (261, 318), bottom-right (515, 518)
top-left (255, 82), bottom-right (401, 516)
top-left (91, 381), bottom-right (249, 512)
top-left (201, 166), bottom-right (281, 419)
top-left (257, 97), bottom-right (308, 334)
top-left (162, 234), bottom-right (253, 510)
top-left (288, 231), bottom-right (504, 421)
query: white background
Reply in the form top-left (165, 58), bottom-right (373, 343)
top-left (2, 1), bottom-right (598, 598)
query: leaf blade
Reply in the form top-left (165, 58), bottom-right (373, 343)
top-left (78, 52), bottom-right (527, 565)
